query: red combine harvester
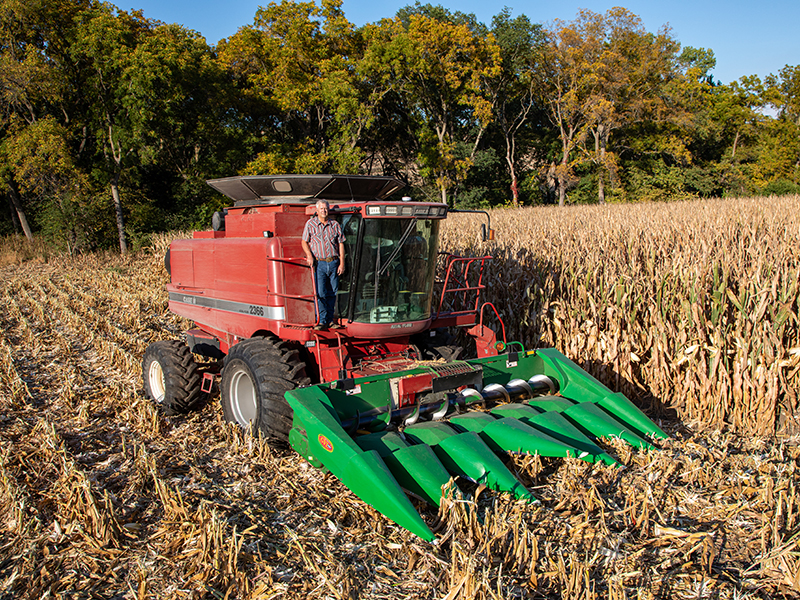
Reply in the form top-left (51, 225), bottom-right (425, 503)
top-left (143, 174), bottom-right (666, 540)
top-left (143, 174), bottom-right (501, 437)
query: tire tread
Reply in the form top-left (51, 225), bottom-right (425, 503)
top-left (142, 340), bottom-right (205, 415)
top-left (221, 336), bottom-right (309, 441)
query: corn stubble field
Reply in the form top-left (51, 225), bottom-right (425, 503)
top-left (1, 196), bottom-right (799, 599)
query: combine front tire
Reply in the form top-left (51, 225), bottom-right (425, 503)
top-left (220, 337), bottom-right (310, 441)
top-left (142, 340), bottom-right (205, 415)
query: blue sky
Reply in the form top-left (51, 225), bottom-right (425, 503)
top-left (123, 0), bottom-right (799, 85)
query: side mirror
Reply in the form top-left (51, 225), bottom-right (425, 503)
top-left (451, 209), bottom-right (495, 242)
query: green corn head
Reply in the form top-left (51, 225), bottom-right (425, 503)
top-left (285, 347), bottom-right (667, 541)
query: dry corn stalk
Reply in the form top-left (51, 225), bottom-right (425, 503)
top-left (0, 197), bottom-right (798, 599)
top-left (442, 195), bottom-right (800, 436)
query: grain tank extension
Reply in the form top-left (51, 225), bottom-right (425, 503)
top-left (142, 174), bottom-right (667, 540)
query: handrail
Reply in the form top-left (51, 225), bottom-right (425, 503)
top-left (265, 256), bottom-right (309, 265)
top-left (266, 291), bottom-right (316, 302)
top-left (435, 254), bottom-right (492, 317)
top-left (265, 254), bottom-right (319, 322)
top-left (476, 302), bottom-right (507, 345)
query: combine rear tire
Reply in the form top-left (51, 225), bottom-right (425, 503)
top-left (142, 340), bottom-right (205, 415)
top-left (220, 337), bottom-right (310, 441)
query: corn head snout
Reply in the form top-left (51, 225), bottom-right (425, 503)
top-left (286, 346), bottom-right (667, 540)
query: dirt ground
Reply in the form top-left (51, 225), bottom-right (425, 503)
top-left (1, 250), bottom-right (799, 599)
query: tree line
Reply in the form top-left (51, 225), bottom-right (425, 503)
top-left (2, 0), bottom-right (799, 253)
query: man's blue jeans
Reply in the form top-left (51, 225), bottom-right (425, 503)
top-left (315, 259), bottom-right (339, 325)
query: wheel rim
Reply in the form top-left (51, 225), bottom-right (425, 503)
top-left (148, 360), bottom-right (166, 402)
top-left (229, 368), bottom-right (258, 426)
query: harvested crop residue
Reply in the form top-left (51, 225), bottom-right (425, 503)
top-left (1, 237), bottom-right (798, 599)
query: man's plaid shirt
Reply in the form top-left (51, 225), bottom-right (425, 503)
top-left (302, 216), bottom-right (345, 260)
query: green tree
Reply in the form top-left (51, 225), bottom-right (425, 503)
top-left (362, 6), bottom-right (501, 203)
top-left (767, 65), bottom-right (800, 185)
top-left (70, 4), bottom-right (153, 254)
top-left (72, 4), bottom-right (226, 252)
top-left (769, 64), bottom-right (800, 121)
top-left (489, 9), bottom-right (546, 206)
top-left (585, 10), bottom-right (680, 203)
top-left (2, 117), bottom-right (90, 249)
top-left (219, 0), bottom-right (369, 174)
top-left (706, 77), bottom-right (766, 194)
top-left (0, 0), bottom-right (87, 240)
top-left (537, 15), bottom-right (595, 205)
top-left (122, 22), bottom-right (233, 217)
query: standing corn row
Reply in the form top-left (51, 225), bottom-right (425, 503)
top-left (441, 196), bottom-right (800, 436)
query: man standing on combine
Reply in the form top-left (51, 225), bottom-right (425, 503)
top-left (302, 199), bottom-right (345, 330)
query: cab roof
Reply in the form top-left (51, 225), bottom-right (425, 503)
top-left (207, 174), bottom-right (406, 206)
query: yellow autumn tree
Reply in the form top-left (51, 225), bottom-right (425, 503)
top-left (541, 8), bottom-right (682, 204)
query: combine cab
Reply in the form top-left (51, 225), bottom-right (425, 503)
top-left (143, 174), bottom-right (666, 539)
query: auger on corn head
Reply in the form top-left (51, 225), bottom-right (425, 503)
top-left (141, 174), bottom-right (667, 540)
top-left (285, 346), bottom-right (667, 540)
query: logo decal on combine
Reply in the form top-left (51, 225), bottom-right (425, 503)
top-left (318, 434), bottom-right (334, 452)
